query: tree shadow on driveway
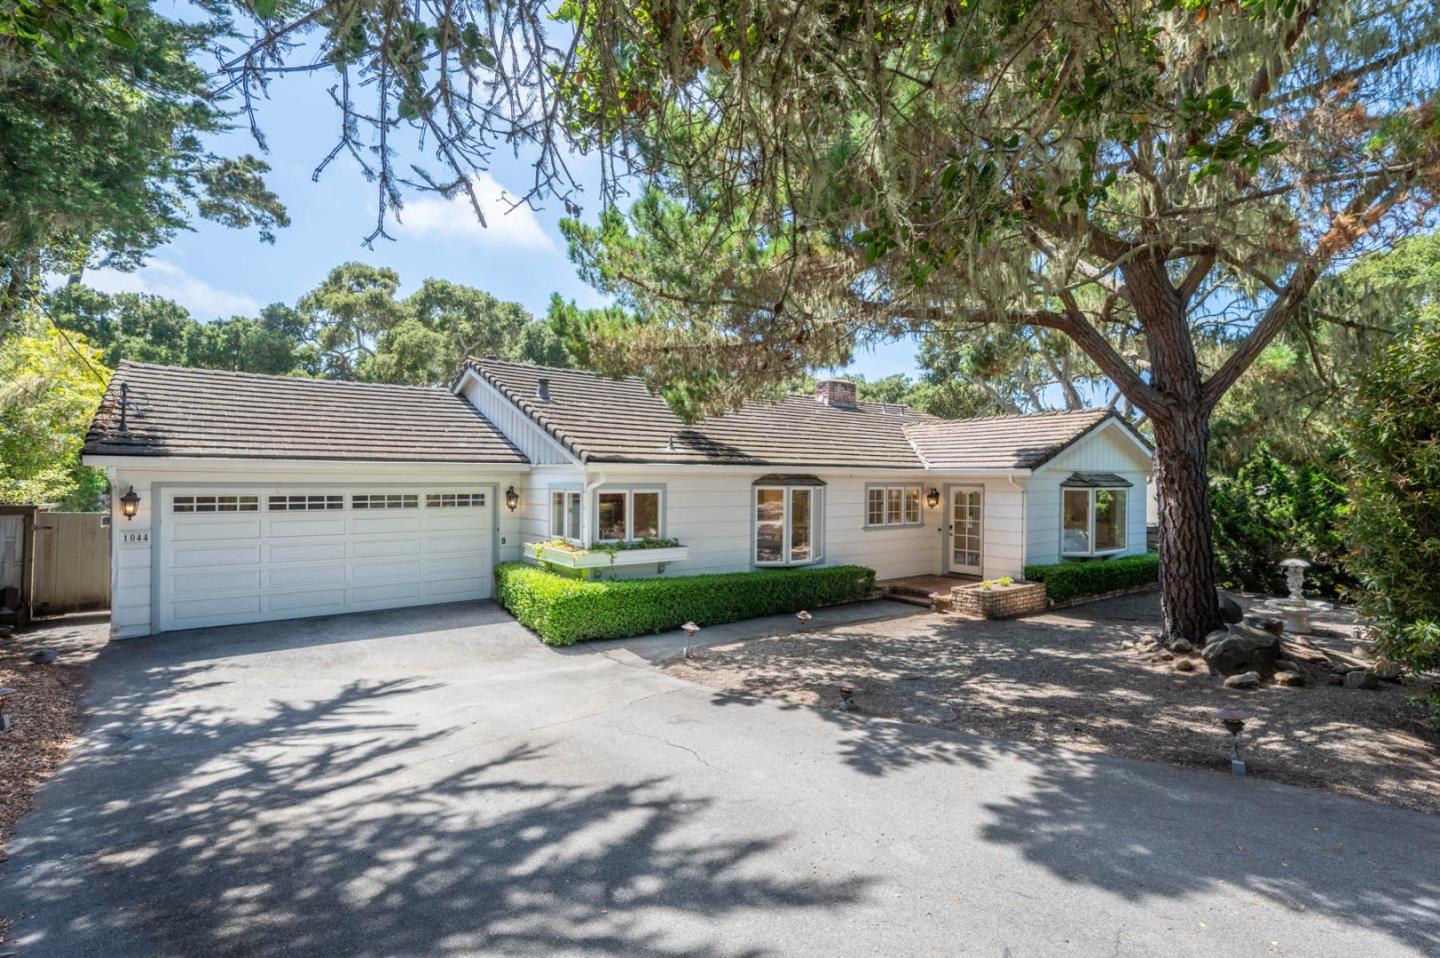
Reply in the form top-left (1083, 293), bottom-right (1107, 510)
top-left (0, 655), bottom-right (869, 957)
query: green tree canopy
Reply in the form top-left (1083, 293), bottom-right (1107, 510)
top-left (0, 318), bottom-right (110, 507)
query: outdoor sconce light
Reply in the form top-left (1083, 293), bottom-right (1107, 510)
top-left (926, 487), bottom-right (941, 509)
top-left (504, 486), bottom-right (520, 512)
top-left (119, 486), bottom-right (141, 520)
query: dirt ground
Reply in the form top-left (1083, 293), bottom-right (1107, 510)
top-left (667, 593), bottom-right (1440, 815)
top-left (0, 628), bottom-right (91, 858)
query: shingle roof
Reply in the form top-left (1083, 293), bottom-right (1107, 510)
top-left (904, 409), bottom-right (1132, 470)
top-left (83, 362), bottom-right (528, 464)
top-left (469, 359), bottom-right (931, 468)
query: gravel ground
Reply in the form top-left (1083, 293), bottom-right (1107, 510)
top-left (667, 593), bottom-right (1440, 815)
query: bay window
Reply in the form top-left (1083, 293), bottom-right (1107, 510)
top-left (1060, 474), bottom-right (1130, 557)
top-left (754, 480), bottom-right (824, 566)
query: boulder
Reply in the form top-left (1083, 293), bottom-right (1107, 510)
top-left (1343, 670), bottom-right (1380, 690)
top-left (1203, 623), bottom-right (1281, 677)
top-left (1372, 658), bottom-right (1403, 680)
top-left (1218, 592), bottom-right (1244, 624)
top-left (1275, 659), bottom-right (1303, 674)
top-left (1275, 670), bottom-right (1306, 687)
top-left (1224, 671), bottom-right (1261, 689)
top-left (1173, 658), bottom-right (1196, 673)
top-left (1326, 672), bottom-right (1345, 686)
top-left (1244, 614), bottom-right (1285, 636)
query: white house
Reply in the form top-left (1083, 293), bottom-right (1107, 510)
top-left (83, 358), bottom-right (1153, 637)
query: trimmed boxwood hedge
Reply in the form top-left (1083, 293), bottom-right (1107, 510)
top-left (495, 562), bottom-right (877, 646)
top-left (1023, 552), bottom-right (1160, 604)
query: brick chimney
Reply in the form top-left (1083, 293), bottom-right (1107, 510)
top-left (816, 379), bottom-right (857, 407)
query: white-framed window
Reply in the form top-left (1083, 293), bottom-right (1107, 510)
top-left (352, 493), bottom-right (418, 510)
top-left (426, 492), bottom-right (486, 508)
top-left (173, 495), bottom-right (258, 514)
top-left (865, 484), bottom-right (922, 527)
top-left (549, 490), bottom-right (582, 541)
top-left (755, 484), bottom-right (824, 566)
top-left (1062, 487), bottom-right (1128, 556)
top-left (595, 489), bottom-right (663, 542)
top-left (268, 494), bottom-right (344, 512)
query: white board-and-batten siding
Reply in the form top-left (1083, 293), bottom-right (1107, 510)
top-left (1023, 420), bottom-right (1152, 567)
top-left (460, 373), bottom-right (576, 466)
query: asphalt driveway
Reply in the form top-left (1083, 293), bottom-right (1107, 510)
top-left (1, 601), bottom-right (1436, 957)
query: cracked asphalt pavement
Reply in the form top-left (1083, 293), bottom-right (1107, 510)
top-left (1, 601), bottom-right (1436, 957)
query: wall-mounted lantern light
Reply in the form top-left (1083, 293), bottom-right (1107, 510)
top-left (925, 487), bottom-right (941, 509)
top-left (504, 486), bottom-right (520, 512)
top-left (119, 486), bottom-right (141, 520)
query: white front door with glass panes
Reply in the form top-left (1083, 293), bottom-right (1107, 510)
top-left (949, 487), bottom-right (983, 575)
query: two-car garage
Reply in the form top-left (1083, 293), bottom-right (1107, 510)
top-left (82, 362), bottom-right (531, 638)
top-left (156, 485), bottom-right (496, 632)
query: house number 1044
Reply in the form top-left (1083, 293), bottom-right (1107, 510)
top-left (121, 531), bottom-right (149, 544)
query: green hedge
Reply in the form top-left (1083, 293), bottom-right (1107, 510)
top-left (1023, 552), bottom-right (1160, 604)
top-left (495, 562), bottom-right (877, 646)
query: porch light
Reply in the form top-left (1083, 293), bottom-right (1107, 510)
top-left (119, 486), bottom-right (141, 520)
top-left (504, 486), bottom-right (520, 512)
top-left (925, 487), bottom-right (941, 509)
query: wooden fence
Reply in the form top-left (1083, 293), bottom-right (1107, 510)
top-left (31, 512), bottom-right (110, 614)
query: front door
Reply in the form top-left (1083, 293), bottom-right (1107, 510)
top-left (949, 487), bottom-right (983, 575)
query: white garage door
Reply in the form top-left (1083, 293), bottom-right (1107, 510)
top-left (157, 485), bottom-right (495, 632)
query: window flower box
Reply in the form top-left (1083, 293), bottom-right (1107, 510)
top-left (531, 539), bottom-right (689, 576)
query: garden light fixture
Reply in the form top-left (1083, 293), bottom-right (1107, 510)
top-left (505, 486), bottom-right (520, 512)
top-left (119, 486), bottom-right (141, 520)
top-left (0, 687), bottom-right (13, 733)
top-left (1214, 706), bottom-right (1250, 777)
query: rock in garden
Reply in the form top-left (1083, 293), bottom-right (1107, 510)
top-left (1244, 614), bottom-right (1284, 636)
top-left (1224, 671), bottom-right (1261, 689)
top-left (1326, 673), bottom-right (1344, 686)
top-left (1275, 659), bottom-right (1302, 674)
top-left (1202, 623), bottom-right (1280, 676)
top-left (1343, 669), bottom-right (1380, 690)
top-left (1275, 670), bottom-right (1306, 687)
top-left (1217, 592), bottom-right (1244, 624)
top-left (1168, 639), bottom-right (1194, 654)
top-left (1372, 658), bottom-right (1403, 680)
top-left (29, 648), bottom-right (58, 665)
top-left (1174, 658), bottom-right (1196, 673)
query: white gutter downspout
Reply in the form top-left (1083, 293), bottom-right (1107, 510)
top-left (581, 469), bottom-right (607, 548)
top-left (1006, 471), bottom-right (1026, 571)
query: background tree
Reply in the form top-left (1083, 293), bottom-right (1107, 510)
top-left (0, 319), bottom-right (110, 508)
top-left (0, 0), bottom-right (287, 333)
top-left (1342, 314), bottom-right (1440, 725)
top-left (295, 263), bottom-right (407, 380)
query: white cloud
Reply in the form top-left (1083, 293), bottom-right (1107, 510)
top-left (84, 260), bottom-right (261, 319)
top-left (397, 173), bottom-right (555, 250)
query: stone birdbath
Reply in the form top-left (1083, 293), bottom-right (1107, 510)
top-left (1259, 558), bottom-right (1332, 634)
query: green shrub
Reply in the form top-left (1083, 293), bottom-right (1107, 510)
top-left (494, 562), bottom-right (878, 646)
top-left (1023, 552), bottom-right (1159, 604)
top-left (1341, 316), bottom-right (1440, 726)
top-left (1209, 442), bottom-right (1352, 599)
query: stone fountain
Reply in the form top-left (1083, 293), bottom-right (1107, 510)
top-left (1259, 558), bottom-right (1332, 634)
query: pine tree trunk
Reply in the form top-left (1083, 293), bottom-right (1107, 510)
top-left (1149, 394), bottom-right (1223, 643)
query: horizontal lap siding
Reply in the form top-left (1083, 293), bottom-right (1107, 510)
top-left (825, 479), bottom-right (935, 579)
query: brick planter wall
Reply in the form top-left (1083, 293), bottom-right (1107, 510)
top-left (951, 581), bottom-right (1048, 619)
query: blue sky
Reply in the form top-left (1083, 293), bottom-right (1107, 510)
top-left (84, 46), bottom-right (922, 381)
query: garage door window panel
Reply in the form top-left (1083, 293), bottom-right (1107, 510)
top-left (173, 495), bottom-right (258, 514)
top-left (269, 495), bottom-right (343, 512)
top-left (353, 494), bottom-right (418, 510)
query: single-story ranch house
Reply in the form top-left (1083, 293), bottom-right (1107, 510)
top-left (82, 358), bottom-right (1154, 637)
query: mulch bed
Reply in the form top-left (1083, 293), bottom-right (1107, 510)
top-left (667, 594), bottom-right (1440, 815)
top-left (0, 644), bottom-right (85, 859)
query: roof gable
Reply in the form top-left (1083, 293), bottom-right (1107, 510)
top-left (84, 362), bottom-right (528, 464)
